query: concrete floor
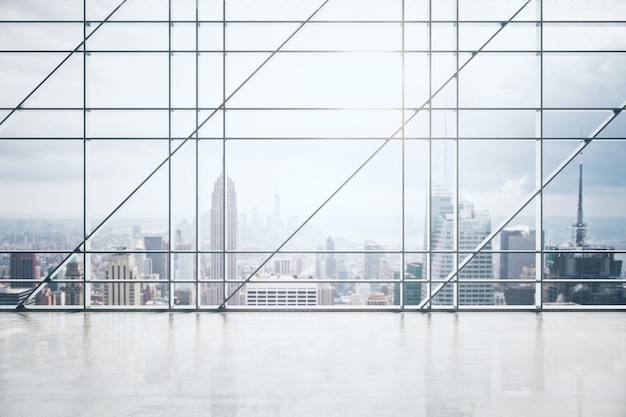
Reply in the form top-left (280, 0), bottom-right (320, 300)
top-left (1, 312), bottom-right (625, 417)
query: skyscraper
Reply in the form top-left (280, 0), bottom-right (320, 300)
top-left (544, 158), bottom-right (624, 305)
top-left (10, 253), bottom-right (37, 289)
top-left (103, 250), bottom-right (141, 306)
top-left (144, 236), bottom-right (167, 280)
top-left (64, 259), bottom-right (84, 306)
top-left (210, 175), bottom-right (239, 305)
top-left (424, 190), bottom-right (494, 306)
top-left (363, 240), bottom-right (381, 281)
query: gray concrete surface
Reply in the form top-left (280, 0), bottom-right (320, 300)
top-left (1, 312), bottom-right (625, 417)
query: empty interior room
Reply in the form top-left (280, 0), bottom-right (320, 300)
top-left (1, 0), bottom-right (625, 416)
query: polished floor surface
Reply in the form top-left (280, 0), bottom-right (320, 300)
top-left (1, 312), bottom-right (625, 417)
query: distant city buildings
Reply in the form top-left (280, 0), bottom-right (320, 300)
top-left (10, 252), bottom-right (37, 289)
top-left (209, 175), bottom-right (240, 305)
top-left (246, 273), bottom-right (334, 307)
top-left (103, 250), bottom-right (141, 306)
top-left (424, 190), bottom-right (494, 306)
top-left (64, 259), bottom-right (84, 306)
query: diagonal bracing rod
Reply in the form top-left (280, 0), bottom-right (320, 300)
top-left (219, 0), bottom-right (533, 307)
top-left (417, 101), bottom-right (626, 309)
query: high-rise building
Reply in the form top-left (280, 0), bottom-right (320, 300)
top-left (500, 228), bottom-right (536, 306)
top-left (424, 190), bottom-right (494, 306)
top-left (325, 237), bottom-right (336, 279)
top-left (363, 240), bottom-right (381, 281)
top-left (144, 236), bottom-right (167, 280)
top-left (544, 159), bottom-right (624, 305)
top-left (64, 259), bottom-right (84, 306)
top-left (500, 229), bottom-right (536, 279)
top-left (404, 262), bottom-right (423, 306)
top-left (10, 253), bottom-right (37, 289)
top-left (210, 175), bottom-right (239, 305)
top-left (103, 250), bottom-right (141, 306)
top-left (246, 274), bottom-right (333, 307)
top-left (274, 259), bottom-right (291, 275)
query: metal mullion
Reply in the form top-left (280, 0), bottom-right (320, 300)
top-left (168, 0), bottom-right (174, 310)
top-left (221, 0), bottom-right (227, 309)
top-left (425, 0), bottom-right (433, 311)
top-left (83, 0), bottom-right (89, 310)
top-left (537, 0), bottom-right (544, 310)
top-left (195, 0), bottom-right (200, 310)
top-left (453, 0), bottom-right (460, 311)
top-left (400, 0), bottom-right (405, 310)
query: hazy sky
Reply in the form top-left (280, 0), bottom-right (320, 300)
top-left (0, 0), bottom-right (625, 240)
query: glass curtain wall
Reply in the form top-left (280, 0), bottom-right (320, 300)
top-left (0, 0), bottom-right (625, 310)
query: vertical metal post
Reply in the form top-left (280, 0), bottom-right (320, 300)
top-left (195, 0), bottom-right (200, 310)
top-left (168, 0), bottom-right (174, 309)
top-left (536, 0), bottom-right (544, 310)
top-left (453, 0), bottom-right (460, 310)
top-left (222, 0), bottom-right (227, 308)
top-left (425, 0), bottom-right (433, 311)
top-left (400, 0), bottom-right (405, 310)
top-left (83, 0), bottom-right (90, 309)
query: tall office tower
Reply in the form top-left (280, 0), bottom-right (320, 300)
top-left (363, 240), bottom-right (381, 280)
top-left (246, 274), bottom-right (332, 306)
top-left (10, 253), bottom-right (37, 289)
top-left (500, 229), bottom-right (536, 279)
top-left (103, 251), bottom-right (141, 306)
top-left (544, 159), bottom-right (624, 305)
top-left (144, 236), bottom-right (167, 280)
top-left (210, 175), bottom-right (239, 305)
top-left (424, 190), bottom-right (494, 306)
top-left (404, 262), bottom-right (423, 306)
top-left (325, 237), bottom-right (336, 279)
top-left (500, 228), bottom-right (536, 305)
top-left (274, 259), bottom-right (291, 275)
top-left (64, 259), bottom-right (84, 306)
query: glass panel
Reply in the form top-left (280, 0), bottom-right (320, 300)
top-left (460, 54), bottom-right (538, 108)
top-left (459, 110), bottom-right (537, 138)
top-left (171, 53), bottom-right (197, 109)
top-left (0, 140), bottom-right (83, 223)
top-left (544, 23), bottom-right (626, 51)
top-left (87, 53), bottom-right (169, 108)
top-left (431, 23), bottom-right (456, 51)
top-left (1, 1), bottom-right (83, 21)
top-left (431, 0), bottom-right (456, 22)
top-left (225, 110), bottom-right (400, 139)
top-left (0, 53), bottom-right (83, 109)
top-left (459, 23), bottom-right (538, 51)
top-left (87, 140), bottom-right (169, 248)
top-left (543, 110), bottom-right (613, 139)
top-left (314, 0), bottom-right (400, 22)
top-left (86, 110), bottom-right (169, 138)
top-left (543, 140), bottom-right (626, 250)
top-left (543, 53), bottom-right (626, 108)
top-left (405, 140), bottom-right (429, 250)
top-left (171, 139), bottom-right (197, 249)
top-left (197, 53), bottom-right (223, 109)
top-left (287, 23), bottom-right (401, 51)
top-left (0, 23), bottom-right (83, 51)
top-left (543, 0), bottom-right (626, 21)
top-left (87, 23), bottom-right (168, 51)
top-left (405, 24), bottom-right (429, 51)
top-left (171, 23), bottom-right (197, 52)
top-left (226, 53), bottom-right (401, 108)
top-left (459, 0), bottom-right (535, 21)
top-left (542, 281), bottom-right (626, 306)
top-left (459, 140), bottom-right (536, 239)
